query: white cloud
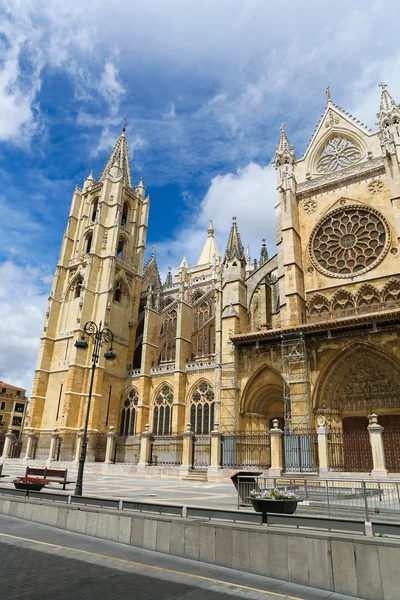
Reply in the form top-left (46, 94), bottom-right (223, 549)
top-left (100, 60), bottom-right (125, 113)
top-left (153, 162), bottom-right (277, 276)
top-left (0, 261), bottom-right (49, 395)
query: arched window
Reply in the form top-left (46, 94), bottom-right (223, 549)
top-left (160, 339), bottom-right (176, 363)
top-left (190, 382), bottom-right (215, 434)
top-left (114, 280), bottom-right (123, 303)
top-left (74, 276), bottom-right (83, 299)
top-left (195, 298), bottom-right (214, 330)
top-left (119, 389), bottom-right (138, 436)
top-left (86, 233), bottom-right (93, 254)
top-left (0, 401), bottom-right (5, 411)
top-left (91, 198), bottom-right (98, 222)
top-left (121, 202), bottom-right (129, 227)
top-left (161, 309), bottom-right (177, 335)
top-left (153, 385), bottom-right (173, 435)
top-left (116, 237), bottom-right (124, 258)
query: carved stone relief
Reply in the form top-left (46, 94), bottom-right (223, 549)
top-left (303, 198), bottom-right (317, 214)
top-left (367, 180), bottom-right (384, 194)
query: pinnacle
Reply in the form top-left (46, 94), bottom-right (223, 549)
top-left (224, 216), bottom-right (245, 262)
top-left (99, 131), bottom-right (132, 187)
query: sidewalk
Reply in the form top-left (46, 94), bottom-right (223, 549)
top-left (0, 514), bottom-right (358, 600)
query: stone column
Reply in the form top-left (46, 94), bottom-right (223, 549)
top-left (368, 414), bottom-right (388, 478)
top-left (105, 426), bottom-right (116, 464)
top-left (0, 428), bottom-right (15, 461)
top-left (74, 428), bottom-right (85, 462)
top-left (208, 422), bottom-right (222, 479)
top-left (180, 423), bottom-right (194, 476)
top-left (317, 415), bottom-right (330, 475)
top-left (47, 428), bottom-right (59, 463)
top-left (24, 433), bottom-right (36, 461)
top-left (269, 419), bottom-right (283, 476)
top-left (138, 424), bottom-right (151, 469)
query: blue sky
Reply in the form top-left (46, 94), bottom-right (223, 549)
top-left (1, 0), bottom-right (400, 393)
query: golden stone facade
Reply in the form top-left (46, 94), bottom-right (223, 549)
top-left (28, 84), bottom-right (400, 472)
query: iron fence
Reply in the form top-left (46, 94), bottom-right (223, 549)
top-left (57, 433), bottom-right (77, 462)
top-left (150, 435), bottom-right (183, 466)
top-left (86, 433), bottom-right (107, 462)
top-left (32, 432), bottom-right (52, 461)
top-left (237, 475), bottom-right (400, 520)
top-left (383, 429), bottom-right (400, 473)
top-left (221, 431), bottom-right (271, 469)
top-left (283, 429), bottom-right (318, 473)
top-left (328, 427), bottom-right (373, 472)
top-left (192, 434), bottom-right (211, 471)
top-left (114, 436), bottom-right (141, 464)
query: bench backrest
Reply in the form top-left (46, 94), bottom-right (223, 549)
top-left (26, 466), bottom-right (67, 481)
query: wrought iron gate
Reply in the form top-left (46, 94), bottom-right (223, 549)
top-left (221, 431), bottom-right (271, 469)
top-left (283, 429), bottom-right (318, 473)
top-left (192, 435), bottom-right (211, 471)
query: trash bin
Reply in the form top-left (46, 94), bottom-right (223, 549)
top-left (230, 471), bottom-right (263, 506)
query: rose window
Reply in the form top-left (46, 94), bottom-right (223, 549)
top-left (309, 205), bottom-right (390, 278)
top-left (316, 136), bottom-right (362, 173)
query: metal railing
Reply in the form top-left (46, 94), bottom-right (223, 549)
top-left (150, 435), bottom-right (183, 466)
top-left (1, 485), bottom-right (399, 537)
top-left (236, 475), bottom-right (400, 521)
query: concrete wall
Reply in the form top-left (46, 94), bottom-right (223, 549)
top-left (0, 496), bottom-right (399, 600)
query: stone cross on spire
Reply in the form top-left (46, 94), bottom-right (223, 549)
top-left (326, 85), bottom-right (332, 103)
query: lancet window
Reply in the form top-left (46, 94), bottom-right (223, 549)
top-left (152, 385), bottom-right (173, 435)
top-left (116, 237), bottom-right (124, 258)
top-left (161, 309), bottom-right (177, 335)
top-left (114, 280), bottom-right (123, 303)
top-left (86, 233), bottom-right (93, 254)
top-left (73, 276), bottom-right (83, 299)
top-left (190, 382), bottom-right (215, 434)
top-left (121, 202), bottom-right (129, 227)
top-left (195, 298), bottom-right (214, 330)
top-left (119, 388), bottom-right (138, 436)
top-left (91, 198), bottom-right (98, 222)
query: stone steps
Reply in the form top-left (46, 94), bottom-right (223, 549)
top-left (183, 471), bottom-right (208, 481)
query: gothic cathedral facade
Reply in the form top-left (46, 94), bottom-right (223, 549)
top-left (28, 84), bottom-right (400, 469)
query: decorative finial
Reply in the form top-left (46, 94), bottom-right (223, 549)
top-left (379, 82), bottom-right (387, 91)
top-left (208, 220), bottom-right (214, 237)
top-left (232, 216), bottom-right (237, 221)
top-left (122, 117), bottom-right (129, 133)
top-left (326, 86), bottom-right (332, 102)
top-left (280, 123), bottom-right (285, 132)
top-left (152, 244), bottom-right (156, 258)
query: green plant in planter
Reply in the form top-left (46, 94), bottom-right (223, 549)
top-left (249, 487), bottom-right (297, 500)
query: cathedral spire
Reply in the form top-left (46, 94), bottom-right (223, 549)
top-left (273, 123), bottom-right (296, 168)
top-left (224, 217), bottom-right (245, 263)
top-left (377, 82), bottom-right (400, 130)
top-left (99, 128), bottom-right (132, 187)
top-left (197, 220), bottom-right (221, 265)
top-left (164, 266), bottom-right (173, 287)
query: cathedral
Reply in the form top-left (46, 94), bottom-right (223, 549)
top-left (25, 83), bottom-right (400, 475)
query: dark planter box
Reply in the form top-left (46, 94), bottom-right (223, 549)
top-left (14, 482), bottom-right (44, 492)
top-left (249, 497), bottom-right (299, 516)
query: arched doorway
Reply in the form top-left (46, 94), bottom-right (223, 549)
top-left (316, 344), bottom-right (400, 472)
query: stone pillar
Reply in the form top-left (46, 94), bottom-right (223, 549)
top-left (208, 422), bottom-right (222, 479)
top-left (47, 428), bottom-right (59, 463)
top-left (368, 414), bottom-right (388, 478)
top-left (74, 428), bottom-right (85, 462)
top-left (269, 419), bottom-right (283, 476)
top-left (138, 424), bottom-right (151, 469)
top-left (0, 428), bottom-right (15, 461)
top-left (180, 423), bottom-right (194, 476)
top-left (24, 433), bottom-right (36, 461)
top-left (105, 426), bottom-right (116, 464)
top-left (317, 415), bottom-right (330, 475)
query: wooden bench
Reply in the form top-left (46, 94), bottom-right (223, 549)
top-left (25, 467), bottom-right (75, 490)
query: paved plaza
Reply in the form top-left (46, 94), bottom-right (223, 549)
top-left (0, 514), bottom-right (359, 600)
top-left (1, 464), bottom-right (240, 508)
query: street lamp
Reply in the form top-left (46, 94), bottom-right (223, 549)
top-left (74, 320), bottom-right (116, 496)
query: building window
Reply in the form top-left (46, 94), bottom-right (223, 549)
top-left (15, 403), bottom-right (25, 413)
top-left (114, 280), bottom-right (123, 303)
top-left (152, 385), bottom-right (173, 435)
top-left (12, 417), bottom-right (22, 426)
top-left (119, 389), bottom-right (138, 436)
top-left (0, 401), bottom-right (5, 411)
top-left (190, 382), bottom-right (215, 434)
top-left (1, 388), bottom-right (6, 394)
top-left (121, 202), bottom-right (129, 227)
top-left (92, 198), bottom-right (98, 222)
top-left (74, 277), bottom-right (83, 299)
top-left (116, 238), bottom-right (124, 258)
top-left (86, 233), bottom-right (93, 254)
top-left (16, 390), bottom-right (21, 397)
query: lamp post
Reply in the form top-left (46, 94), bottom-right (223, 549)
top-left (74, 320), bottom-right (116, 496)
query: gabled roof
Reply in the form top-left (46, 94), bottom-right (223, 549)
top-left (99, 129), bottom-right (132, 187)
top-left (301, 88), bottom-right (372, 160)
top-left (142, 246), bottom-right (161, 291)
top-left (197, 221), bottom-right (221, 265)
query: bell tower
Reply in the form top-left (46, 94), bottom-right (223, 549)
top-left (30, 129), bottom-right (149, 434)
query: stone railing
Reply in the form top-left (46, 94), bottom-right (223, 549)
top-left (151, 364), bottom-right (175, 374)
top-left (127, 368), bottom-right (141, 377)
top-left (185, 360), bottom-right (216, 371)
